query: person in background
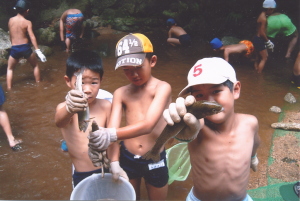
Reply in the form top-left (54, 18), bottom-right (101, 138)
top-left (210, 38), bottom-right (255, 62)
top-left (267, 12), bottom-right (298, 61)
top-left (0, 84), bottom-right (22, 151)
top-left (292, 51), bottom-right (300, 89)
top-left (252, 0), bottom-right (276, 73)
top-left (7, 0), bottom-right (46, 90)
top-left (163, 57), bottom-right (260, 201)
top-left (166, 18), bottom-right (191, 47)
top-left (59, 9), bottom-right (84, 53)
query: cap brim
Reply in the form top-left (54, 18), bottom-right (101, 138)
top-left (115, 53), bottom-right (146, 70)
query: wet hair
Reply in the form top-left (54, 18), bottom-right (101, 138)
top-left (14, 0), bottom-right (31, 14)
top-left (222, 80), bottom-right (234, 92)
top-left (66, 50), bottom-right (104, 80)
top-left (145, 53), bottom-right (155, 61)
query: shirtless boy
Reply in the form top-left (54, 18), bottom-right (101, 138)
top-left (210, 38), bottom-right (255, 62)
top-left (167, 18), bottom-right (191, 47)
top-left (60, 9), bottom-right (84, 53)
top-left (253, 0), bottom-right (276, 73)
top-left (7, 0), bottom-right (46, 90)
top-left (55, 50), bottom-right (111, 187)
top-left (88, 33), bottom-right (172, 200)
top-left (163, 57), bottom-right (260, 201)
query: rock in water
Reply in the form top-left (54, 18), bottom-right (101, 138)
top-left (284, 93), bottom-right (296, 103)
top-left (271, 122), bottom-right (300, 131)
top-left (269, 106), bottom-right (282, 113)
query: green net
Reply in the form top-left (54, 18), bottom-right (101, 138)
top-left (247, 182), bottom-right (299, 201)
top-left (166, 142), bottom-right (191, 185)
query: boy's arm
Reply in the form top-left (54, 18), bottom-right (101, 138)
top-left (27, 21), bottom-right (39, 50)
top-left (116, 83), bottom-right (172, 140)
top-left (27, 21), bottom-right (47, 62)
top-left (250, 117), bottom-right (260, 172)
top-left (258, 14), bottom-right (274, 50)
top-left (59, 12), bottom-right (67, 41)
top-left (55, 102), bottom-right (74, 128)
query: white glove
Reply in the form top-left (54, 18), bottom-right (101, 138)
top-left (88, 127), bottom-right (117, 151)
top-left (250, 155), bottom-right (259, 172)
top-left (264, 40), bottom-right (274, 52)
top-left (110, 161), bottom-right (129, 181)
top-left (35, 49), bottom-right (47, 62)
top-left (163, 95), bottom-right (201, 141)
top-left (65, 89), bottom-right (88, 113)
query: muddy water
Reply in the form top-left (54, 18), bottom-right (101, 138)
top-left (0, 33), bottom-right (294, 200)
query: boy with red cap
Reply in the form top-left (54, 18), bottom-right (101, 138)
top-left (163, 57), bottom-right (260, 201)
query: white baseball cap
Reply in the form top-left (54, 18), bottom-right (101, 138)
top-left (179, 57), bottom-right (237, 96)
top-left (263, 0), bottom-right (276, 8)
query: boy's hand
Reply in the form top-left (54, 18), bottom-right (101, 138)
top-left (251, 155), bottom-right (259, 172)
top-left (35, 49), bottom-right (47, 62)
top-left (65, 89), bottom-right (88, 113)
top-left (88, 127), bottom-right (117, 151)
top-left (110, 161), bottom-right (129, 181)
top-left (163, 95), bottom-right (201, 141)
top-left (265, 40), bottom-right (274, 52)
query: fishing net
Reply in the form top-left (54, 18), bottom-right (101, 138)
top-left (166, 142), bottom-right (191, 185)
top-left (247, 181), bottom-right (299, 201)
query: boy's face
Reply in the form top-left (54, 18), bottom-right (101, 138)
top-left (191, 82), bottom-right (241, 123)
top-left (65, 69), bottom-right (101, 104)
top-left (122, 55), bottom-right (157, 86)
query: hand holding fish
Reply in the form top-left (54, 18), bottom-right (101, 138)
top-left (65, 89), bottom-right (88, 113)
top-left (164, 95), bottom-right (201, 141)
top-left (110, 161), bottom-right (129, 181)
top-left (88, 126), bottom-right (117, 152)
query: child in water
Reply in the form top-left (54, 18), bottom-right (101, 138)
top-left (88, 33), bottom-right (172, 200)
top-left (210, 38), bottom-right (255, 62)
top-left (7, 0), bottom-right (46, 90)
top-left (54, 50), bottom-right (114, 187)
top-left (163, 57), bottom-right (260, 201)
top-left (59, 9), bottom-right (84, 53)
top-left (167, 18), bottom-right (191, 47)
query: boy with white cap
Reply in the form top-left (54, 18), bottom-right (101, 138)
top-left (7, 0), bottom-right (46, 90)
top-left (253, 0), bottom-right (276, 73)
top-left (88, 33), bottom-right (171, 200)
top-left (163, 57), bottom-right (260, 201)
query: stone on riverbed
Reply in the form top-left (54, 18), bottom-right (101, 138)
top-left (284, 93), bottom-right (296, 103)
top-left (271, 122), bottom-right (300, 131)
top-left (269, 106), bottom-right (282, 113)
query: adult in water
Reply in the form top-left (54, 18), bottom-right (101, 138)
top-left (59, 9), bottom-right (84, 53)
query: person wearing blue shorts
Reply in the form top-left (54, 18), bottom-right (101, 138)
top-left (167, 18), bottom-right (191, 47)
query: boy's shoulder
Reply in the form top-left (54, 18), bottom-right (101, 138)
top-left (235, 113), bottom-right (258, 127)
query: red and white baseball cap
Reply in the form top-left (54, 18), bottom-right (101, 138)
top-left (115, 33), bottom-right (153, 70)
top-left (179, 57), bottom-right (237, 96)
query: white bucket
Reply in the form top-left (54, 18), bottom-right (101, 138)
top-left (70, 173), bottom-right (136, 200)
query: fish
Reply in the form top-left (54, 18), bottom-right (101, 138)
top-left (142, 100), bottom-right (223, 162)
top-left (75, 68), bottom-right (90, 132)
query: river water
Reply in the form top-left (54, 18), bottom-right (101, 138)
top-left (0, 32), bottom-right (295, 200)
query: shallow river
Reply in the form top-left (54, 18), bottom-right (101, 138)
top-left (0, 32), bottom-right (295, 200)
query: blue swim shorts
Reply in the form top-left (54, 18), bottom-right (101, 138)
top-left (72, 167), bottom-right (109, 187)
top-left (119, 141), bottom-right (169, 188)
top-left (179, 34), bottom-right (192, 47)
top-left (0, 85), bottom-right (5, 106)
top-left (252, 36), bottom-right (266, 52)
top-left (10, 43), bottom-right (33, 60)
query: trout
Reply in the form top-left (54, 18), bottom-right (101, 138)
top-left (75, 68), bottom-right (90, 132)
top-left (142, 100), bottom-right (223, 162)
